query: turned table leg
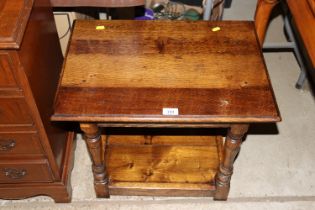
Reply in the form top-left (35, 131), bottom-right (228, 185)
top-left (80, 123), bottom-right (109, 198)
top-left (214, 124), bottom-right (249, 200)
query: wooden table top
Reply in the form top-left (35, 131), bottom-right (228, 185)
top-left (52, 20), bottom-right (280, 123)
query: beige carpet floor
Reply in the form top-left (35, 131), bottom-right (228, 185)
top-left (1, 0), bottom-right (315, 209)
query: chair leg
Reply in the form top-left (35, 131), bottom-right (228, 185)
top-left (283, 14), bottom-right (307, 89)
top-left (296, 71), bottom-right (307, 89)
top-left (203, 0), bottom-right (213, 20)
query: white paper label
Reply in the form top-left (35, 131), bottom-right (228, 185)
top-left (162, 108), bottom-right (179, 116)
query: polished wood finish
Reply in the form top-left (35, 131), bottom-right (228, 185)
top-left (0, 0), bottom-right (75, 203)
top-left (0, 54), bottom-right (19, 87)
top-left (0, 159), bottom-right (53, 183)
top-left (80, 123), bottom-right (109, 197)
top-left (287, 0), bottom-right (315, 68)
top-left (0, 132), bottom-right (75, 203)
top-left (52, 20), bottom-right (280, 200)
top-left (0, 132), bottom-right (43, 155)
top-left (214, 124), bottom-right (249, 200)
top-left (0, 98), bottom-right (33, 125)
top-left (105, 133), bottom-right (222, 196)
top-left (307, 0), bottom-right (315, 16)
top-left (0, 0), bottom-right (33, 49)
top-left (254, 0), bottom-right (279, 46)
top-left (50, 0), bottom-right (145, 7)
top-left (53, 20), bottom-right (280, 124)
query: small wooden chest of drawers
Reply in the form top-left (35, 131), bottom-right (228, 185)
top-left (0, 0), bottom-right (75, 203)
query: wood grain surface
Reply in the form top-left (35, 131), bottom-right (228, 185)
top-left (0, 0), bottom-right (34, 49)
top-left (104, 133), bottom-right (222, 195)
top-left (53, 20), bottom-right (280, 123)
top-left (287, 0), bottom-right (315, 68)
top-left (0, 0), bottom-right (74, 202)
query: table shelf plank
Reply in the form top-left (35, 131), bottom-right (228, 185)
top-left (104, 133), bottom-right (223, 196)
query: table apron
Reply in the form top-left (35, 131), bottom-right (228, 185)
top-left (96, 123), bottom-right (232, 128)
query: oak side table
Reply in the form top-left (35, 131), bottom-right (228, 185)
top-left (52, 20), bottom-right (281, 200)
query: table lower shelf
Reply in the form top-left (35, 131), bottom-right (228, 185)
top-left (103, 129), bottom-right (223, 196)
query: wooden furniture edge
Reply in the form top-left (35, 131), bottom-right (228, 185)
top-left (51, 115), bottom-right (281, 123)
top-left (109, 183), bottom-right (215, 197)
top-left (287, 0), bottom-right (315, 68)
top-left (0, 131), bottom-right (75, 203)
top-left (0, 0), bottom-right (34, 49)
top-left (254, 0), bottom-right (280, 46)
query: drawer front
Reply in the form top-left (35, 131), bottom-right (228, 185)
top-left (0, 98), bottom-right (33, 125)
top-left (0, 159), bottom-right (53, 183)
top-left (0, 132), bottom-right (43, 155)
top-left (0, 53), bottom-right (19, 88)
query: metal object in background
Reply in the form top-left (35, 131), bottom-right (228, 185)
top-left (224, 0), bottom-right (233, 8)
top-left (54, 12), bottom-right (72, 40)
top-left (203, 0), bottom-right (213, 20)
top-left (263, 3), bottom-right (308, 89)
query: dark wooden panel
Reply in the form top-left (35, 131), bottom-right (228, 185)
top-left (104, 127), bottom-right (225, 144)
top-left (98, 123), bottom-right (230, 128)
top-left (0, 131), bottom-right (76, 202)
top-left (108, 135), bottom-right (219, 146)
top-left (0, 98), bottom-right (33, 125)
top-left (0, 132), bottom-right (43, 155)
top-left (0, 53), bottom-right (19, 88)
top-left (0, 0), bottom-right (75, 202)
top-left (18, 0), bottom-right (67, 177)
top-left (0, 158), bottom-right (53, 183)
top-left (53, 87), bottom-right (279, 123)
top-left (0, 125), bottom-right (36, 133)
top-left (0, 0), bottom-right (34, 49)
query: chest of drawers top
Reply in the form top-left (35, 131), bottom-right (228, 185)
top-left (0, 0), bottom-right (34, 49)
